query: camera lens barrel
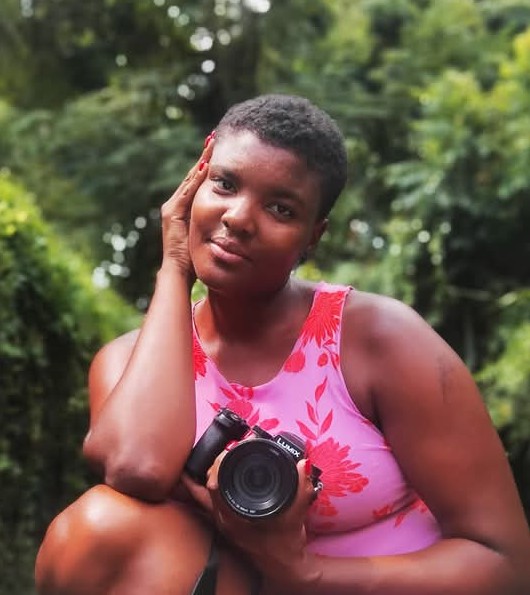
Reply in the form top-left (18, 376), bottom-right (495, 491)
top-left (218, 438), bottom-right (300, 519)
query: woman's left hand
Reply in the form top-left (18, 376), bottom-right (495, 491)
top-left (181, 451), bottom-right (321, 588)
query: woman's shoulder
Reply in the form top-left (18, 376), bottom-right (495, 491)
top-left (342, 289), bottom-right (443, 356)
top-left (339, 289), bottom-right (459, 409)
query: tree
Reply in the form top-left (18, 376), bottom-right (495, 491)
top-left (0, 0), bottom-right (333, 306)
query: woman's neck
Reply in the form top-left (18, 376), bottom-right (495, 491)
top-left (197, 278), bottom-right (310, 343)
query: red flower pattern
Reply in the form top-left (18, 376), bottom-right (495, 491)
top-left (372, 503), bottom-right (395, 520)
top-left (283, 349), bottom-right (306, 373)
top-left (193, 334), bottom-right (207, 379)
top-left (209, 384), bottom-right (279, 431)
top-left (373, 497), bottom-right (428, 527)
top-left (307, 437), bottom-right (369, 518)
top-left (394, 498), bottom-right (428, 527)
top-left (301, 291), bottom-right (344, 347)
top-left (291, 291), bottom-right (370, 521)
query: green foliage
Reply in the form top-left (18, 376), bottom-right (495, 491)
top-left (477, 290), bottom-right (530, 516)
top-left (0, 0), bottom-right (198, 108)
top-left (0, 83), bottom-right (203, 306)
top-left (478, 291), bottom-right (530, 436)
top-left (0, 173), bottom-right (139, 592)
top-left (377, 27), bottom-right (530, 351)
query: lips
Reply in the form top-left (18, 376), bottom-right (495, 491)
top-left (209, 236), bottom-right (251, 264)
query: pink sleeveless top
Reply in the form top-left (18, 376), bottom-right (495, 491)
top-left (192, 282), bottom-right (441, 557)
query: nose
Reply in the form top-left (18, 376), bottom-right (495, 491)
top-left (220, 196), bottom-right (256, 236)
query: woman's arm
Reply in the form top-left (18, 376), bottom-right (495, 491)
top-left (201, 291), bottom-right (529, 594)
top-left (83, 138), bottom-right (215, 502)
top-left (277, 292), bottom-right (530, 594)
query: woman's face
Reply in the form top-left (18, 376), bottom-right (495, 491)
top-left (189, 130), bottom-right (326, 296)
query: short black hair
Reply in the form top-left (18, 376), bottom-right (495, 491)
top-left (216, 94), bottom-right (347, 220)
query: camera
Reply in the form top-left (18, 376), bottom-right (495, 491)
top-left (185, 408), bottom-right (322, 519)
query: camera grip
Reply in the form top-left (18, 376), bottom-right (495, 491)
top-left (185, 408), bottom-right (249, 484)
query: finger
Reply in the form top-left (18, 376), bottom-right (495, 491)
top-left (182, 134), bottom-right (215, 187)
top-left (208, 478), bottom-right (255, 537)
top-left (163, 131), bottom-right (216, 210)
top-left (205, 439), bottom-right (239, 492)
top-left (184, 130), bottom-right (216, 185)
top-left (181, 473), bottom-right (214, 513)
top-left (297, 459), bottom-right (322, 508)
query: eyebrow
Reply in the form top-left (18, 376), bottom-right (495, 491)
top-left (211, 165), bottom-right (307, 205)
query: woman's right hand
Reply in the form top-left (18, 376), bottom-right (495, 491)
top-left (160, 131), bottom-right (215, 277)
top-left (182, 452), bottom-right (321, 590)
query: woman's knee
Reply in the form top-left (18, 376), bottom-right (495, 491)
top-left (35, 485), bottom-right (251, 595)
top-left (35, 484), bottom-right (152, 594)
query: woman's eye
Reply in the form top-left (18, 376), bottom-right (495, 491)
top-left (269, 203), bottom-right (294, 219)
top-left (212, 178), bottom-right (235, 193)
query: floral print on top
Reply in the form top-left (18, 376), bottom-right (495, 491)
top-left (192, 282), bottom-right (441, 557)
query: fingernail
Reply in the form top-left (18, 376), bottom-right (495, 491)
top-left (204, 130), bottom-right (216, 148)
top-left (199, 159), bottom-right (207, 172)
top-left (304, 459), bottom-right (312, 475)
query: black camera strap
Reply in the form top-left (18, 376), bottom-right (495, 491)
top-left (189, 531), bottom-right (262, 595)
top-left (190, 533), bottom-right (219, 595)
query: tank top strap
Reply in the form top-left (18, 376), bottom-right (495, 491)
top-left (296, 281), bottom-right (352, 351)
top-left (191, 282), bottom-right (352, 397)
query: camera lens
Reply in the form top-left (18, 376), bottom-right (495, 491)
top-left (218, 439), bottom-right (299, 519)
top-left (235, 454), bottom-right (280, 499)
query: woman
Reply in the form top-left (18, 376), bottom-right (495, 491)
top-left (35, 94), bottom-right (530, 594)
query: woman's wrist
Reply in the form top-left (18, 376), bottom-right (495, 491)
top-left (157, 260), bottom-right (195, 293)
top-left (260, 550), bottom-right (323, 594)
top-left (290, 551), bottom-right (323, 589)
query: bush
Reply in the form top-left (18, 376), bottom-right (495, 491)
top-left (478, 291), bottom-right (530, 518)
top-left (0, 172), bottom-right (139, 593)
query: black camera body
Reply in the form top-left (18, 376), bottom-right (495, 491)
top-left (185, 408), bottom-right (322, 519)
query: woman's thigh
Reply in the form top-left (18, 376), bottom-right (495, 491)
top-left (35, 484), bottom-right (256, 595)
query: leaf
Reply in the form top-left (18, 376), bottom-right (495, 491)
top-left (321, 410), bottom-right (333, 434)
top-left (220, 387), bottom-right (237, 400)
top-left (317, 352), bottom-right (328, 366)
top-left (260, 418), bottom-right (280, 431)
top-left (296, 421), bottom-right (317, 441)
top-left (247, 411), bottom-right (260, 427)
top-left (307, 402), bottom-right (318, 424)
top-left (315, 377), bottom-right (328, 401)
top-left (284, 349), bottom-right (306, 373)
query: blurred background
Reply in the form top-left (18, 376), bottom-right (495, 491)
top-left (1, 0), bottom-right (529, 591)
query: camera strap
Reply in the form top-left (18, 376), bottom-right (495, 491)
top-left (190, 533), bottom-right (219, 595)
top-left (189, 531), bottom-right (262, 595)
